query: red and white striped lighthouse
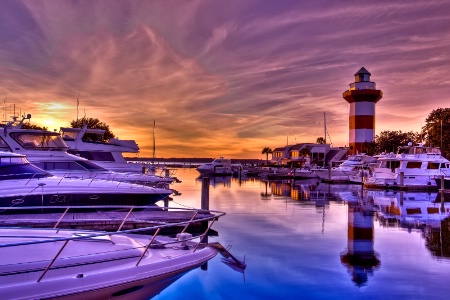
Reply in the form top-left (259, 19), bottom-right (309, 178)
top-left (343, 67), bottom-right (383, 155)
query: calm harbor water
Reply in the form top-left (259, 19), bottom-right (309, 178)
top-left (152, 168), bottom-right (450, 300)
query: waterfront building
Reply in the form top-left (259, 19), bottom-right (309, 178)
top-left (343, 67), bottom-right (383, 155)
top-left (270, 143), bottom-right (347, 167)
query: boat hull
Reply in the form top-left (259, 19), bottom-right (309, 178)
top-left (0, 228), bottom-right (218, 300)
top-left (0, 192), bottom-right (169, 210)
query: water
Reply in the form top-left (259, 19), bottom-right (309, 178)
top-left (153, 168), bottom-right (450, 300)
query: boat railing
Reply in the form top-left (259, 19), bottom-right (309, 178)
top-left (0, 205), bottom-right (225, 282)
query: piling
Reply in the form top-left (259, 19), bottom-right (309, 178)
top-left (201, 177), bottom-right (210, 210)
top-left (441, 175), bottom-right (445, 213)
top-left (200, 177), bottom-right (210, 270)
top-left (399, 172), bottom-right (404, 187)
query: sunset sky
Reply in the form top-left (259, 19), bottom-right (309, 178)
top-left (1, 0), bottom-right (449, 159)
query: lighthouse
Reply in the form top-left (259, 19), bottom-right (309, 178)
top-left (343, 67), bottom-right (383, 155)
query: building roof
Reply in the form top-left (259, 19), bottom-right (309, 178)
top-left (289, 143), bottom-right (307, 150)
top-left (354, 67), bottom-right (371, 76)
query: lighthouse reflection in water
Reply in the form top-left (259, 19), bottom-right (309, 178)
top-left (341, 198), bottom-right (380, 286)
top-left (158, 171), bottom-right (450, 300)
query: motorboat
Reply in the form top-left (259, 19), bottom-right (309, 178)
top-left (288, 168), bottom-right (319, 179)
top-left (0, 205), bottom-right (224, 299)
top-left (364, 143), bottom-right (450, 189)
top-left (1, 115), bottom-right (174, 188)
top-left (60, 125), bottom-right (159, 174)
top-left (196, 157), bottom-right (233, 175)
top-left (0, 151), bottom-right (172, 208)
top-left (312, 153), bottom-right (378, 182)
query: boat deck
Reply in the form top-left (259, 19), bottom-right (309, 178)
top-left (0, 207), bottom-right (215, 233)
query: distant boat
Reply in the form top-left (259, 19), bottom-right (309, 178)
top-left (196, 157), bottom-right (233, 176)
top-left (313, 153), bottom-right (377, 182)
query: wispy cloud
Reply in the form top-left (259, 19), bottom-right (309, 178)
top-left (0, 0), bottom-right (449, 158)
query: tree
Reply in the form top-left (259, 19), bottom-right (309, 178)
top-left (70, 117), bottom-right (115, 142)
top-left (19, 122), bottom-right (48, 131)
top-left (362, 141), bottom-right (377, 156)
top-left (316, 137), bottom-right (326, 144)
top-left (375, 130), bottom-right (420, 154)
top-left (261, 147), bottom-right (273, 165)
top-left (422, 108), bottom-right (450, 159)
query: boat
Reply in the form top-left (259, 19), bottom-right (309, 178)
top-left (288, 168), bottom-right (319, 179)
top-left (0, 205), bottom-right (225, 299)
top-left (312, 153), bottom-right (378, 182)
top-left (196, 157), bottom-right (233, 175)
top-left (258, 167), bottom-right (291, 180)
top-left (0, 151), bottom-right (172, 208)
top-left (1, 115), bottom-right (174, 188)
top-left (364, 143), bottom-right (450, 190)
top-left (60, 124), bottom-right (161, 174)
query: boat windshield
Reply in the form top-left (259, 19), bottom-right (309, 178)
top-left (0, 156), bottom-right (52, 180)
top-left (10, 132), bottom-right (69, 151)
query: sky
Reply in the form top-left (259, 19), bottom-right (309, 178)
top-left (1, 0), bottom-right (449, 159)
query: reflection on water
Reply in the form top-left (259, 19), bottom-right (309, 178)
top-left (156, 169), bottom-right (450, 300)
top-left (341, 197), bottom-right (380, 287)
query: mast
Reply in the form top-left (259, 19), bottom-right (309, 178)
top-left (152, 120), bottom-right (156, 162)
top-left (324, 112), bottom-right (326, 144)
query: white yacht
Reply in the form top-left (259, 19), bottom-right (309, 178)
top-left (313, 153), bottom-right (378, 182)
top-left (196, 157), bottom-right (233, 175)
top-left (60, 125), bottom-right (152, 173)
top-left (0, 151), bottom-right (172, 207)
top-left (1, 115), bottom-right (174, 187)
top-left (364, 143), bottom-right (450, 189)
top-left (0, 206), bottom-right (224, 299)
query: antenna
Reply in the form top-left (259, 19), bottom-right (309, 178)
top-left (76, 93), bottom-right (80, 124)
top-left (152, 120), bottom-right (156, 162)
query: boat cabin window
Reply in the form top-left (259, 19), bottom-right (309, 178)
top-left (0, 137), bottom-right (11, 151)
top-left (380, 160), bottom-right (400, 172)
top-left (406, 161), bottom-right (422, 169)
top-left (427, 162), bottom-right (440, 169)
top-left (68, 150), bottom-right (115, 162)
top-left (10, 133), bottom-right (68, 150)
